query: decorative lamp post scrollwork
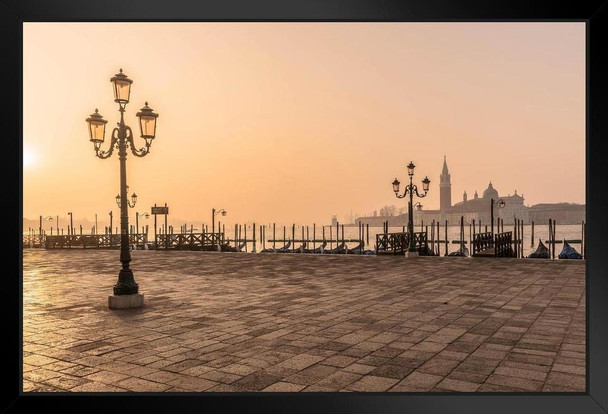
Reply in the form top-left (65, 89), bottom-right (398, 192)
top-left (86, 68), bottom-right (158, 309)
top-left (391, 161), bottom-right (430, 255)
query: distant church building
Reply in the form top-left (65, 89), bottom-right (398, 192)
top-left (354, 156), bottom-right (584, 227)
top-left (433, 157), bottom-right (582, 225)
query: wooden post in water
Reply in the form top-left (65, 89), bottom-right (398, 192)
top-left (313, 224), bottom-right (316, 250)
top-left (245, 224), bottom-right (248, 252)
top-left (552, 219), bottom-right (556, 259)
top-left (341, 225), bottom-right (344, 246)
top-left (531, 221), bottom-right (534, 247)
top-left (430, 219), bottom-right (435, 252)
top-left (549, 219), bottom-right (553, 259)
top-left (366, 224), bottom-right (369, 246)
top-left (292, 224), bottom-right (295, 252)
top-left (520, 220), bottom-right (524, 258)
top-left (513, 219), bottom-right (517, 257)
top-left (444, 220), bottom-right (448, 256)
top-left (336, 221), bottom-right (339, 249)
top-left (306, 226), bottom-right (309, 249)
top-left (329, 225), bottom-right (332, 249)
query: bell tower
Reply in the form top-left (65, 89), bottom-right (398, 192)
top-left (440, 156), bottom-right (452, 216)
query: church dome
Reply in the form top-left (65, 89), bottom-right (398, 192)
top-left (482, 182), bottom-right (499, 199)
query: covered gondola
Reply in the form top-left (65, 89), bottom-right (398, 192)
top-left (260, 240), bottom-right (292, 253)
top-left (323, 242), bottom-right (347, 254)
top-left (528, 239), bottom-right (550, 259)
top-left (303, 241), bottom-right (327, 254)
top-left (346, 241), bottom-right (364, 254)
top-left (558, 240), bottom-right (583, 259)
top-left (448, 245), bottom-right (469, 257)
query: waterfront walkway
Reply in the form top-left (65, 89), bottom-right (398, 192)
top-left (23, 250), bottom-right (585, 392)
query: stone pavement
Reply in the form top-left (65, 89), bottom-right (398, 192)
top-left (22, 250), bottom-right (586, 392)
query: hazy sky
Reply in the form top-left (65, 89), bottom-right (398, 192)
top-left (23, 22), bottom-right (585, 226)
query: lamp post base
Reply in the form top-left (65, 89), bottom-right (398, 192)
top-left (404, 251), bottom-right (419, 258)
top-left (108, 293), bottom-right (144, 309)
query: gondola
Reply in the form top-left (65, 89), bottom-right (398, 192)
top-left (323, 242), bottom-right (347, 254)
top-left (448, 245), bottom-right (469, 257)
top-left (346, 241), bottom-right (364, 254)
top-left (222, 241), bottom-right (247, 252)
top-left (528, 239), bottom-right (550, 259)
top-left (260, 240), bottom-right (292, 253)
top-left (292, 243), bottom-right (307, 253)
top-left (558, 240), bottom-right (583, 259)
top-left (302, 241), bottom-right (327, 254)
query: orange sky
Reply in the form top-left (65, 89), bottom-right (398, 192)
top-left (23, 22), bottom-right (585, 226)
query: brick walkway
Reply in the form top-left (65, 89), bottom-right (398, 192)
top-left (22, 250), bottom-right (586, 392)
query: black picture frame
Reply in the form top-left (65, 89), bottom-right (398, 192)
top-left (3, 1), bottom-right (607, 413)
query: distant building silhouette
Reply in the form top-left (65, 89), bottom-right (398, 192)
top-left (354, 156), bottom-right (585, 227)
top-left (439, 155), bottom-right (451, 222)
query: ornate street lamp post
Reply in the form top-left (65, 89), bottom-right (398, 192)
top-left (212, 208), bottom-right (227, 236)
top-left (392, 161), bottom-right (430, 256)
top-left (39, 216), bottom-right (52, 235)
top-left (490, 198), bottom-right (506, 236)
top-left (136, 212), bottom-right (150, 235)
top-left (86, 68), bottom-right (158, 309)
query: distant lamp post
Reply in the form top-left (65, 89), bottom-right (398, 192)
top-left (392, 161), bottom-right (430, 256)
top-left (39, 216), bottom-right (52, 235)
top-left (86, 68), bottom-right (159, 309)
top-left (212, 208), bottom-right (227, 236)
top-left (136, 212), bottom-right (149, 235)
top-left (490, 198), bottom-right (506, 236)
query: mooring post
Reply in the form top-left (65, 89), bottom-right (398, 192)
top-left (313, 223), bottom-right (316, 250)
top-left (531, 221), bottom-right (534, 247)
top-left (552, 219), bottom-right (556, 259)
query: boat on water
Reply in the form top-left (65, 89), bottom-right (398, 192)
top-left (292, 243), bottom-right (307, 253)
top-left (303, 241), bottom-right (327, 254)
top-left (346, 241), bottom-right (364, 254)
top-left (323, 242), bottom-right (347, 254)
top-left (528, 239), bottom-right (550, 259)
top-left (448, 245), bottom-right (469, 257)
top-left (221, 241), bottom-right (247, 252)
top-left (558, 240), bottom-right (583, 259)
top-left (260, 240), bottom-right (292, 253)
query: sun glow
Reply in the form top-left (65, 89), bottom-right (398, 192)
top-left (23, 147), bottom-right (37, 169)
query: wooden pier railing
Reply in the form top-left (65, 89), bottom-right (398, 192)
top-left (472, 231), bottom-right (515, 257)
top-left (44, 234), bottom-right (148, 249)
top-left (23, 234), bottom-right (45, 248)
top-left (154, 233), bottom-right (224, 250)
top-left (472, 232), bottom-right (493, 256)
top-left (375, 231), bottom-right (429, 255)
top-left (495, 231), bottom-right (514, 257)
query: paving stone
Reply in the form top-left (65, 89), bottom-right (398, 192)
top-left (263, 381), bottom-right (306, 392)
top-left (346, 375), bottom-right (399, 391)
top-left (390, 371), bottom-right (443, 391)
top-left (436, 378), bottom-right (480, 392)
top-left (22, 252), bottom-right (585, 392)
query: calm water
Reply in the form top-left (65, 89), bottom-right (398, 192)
top-left (24, 223), bottom-right (585, 258)
top-left (255, 224), bottom-right (585, 258)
